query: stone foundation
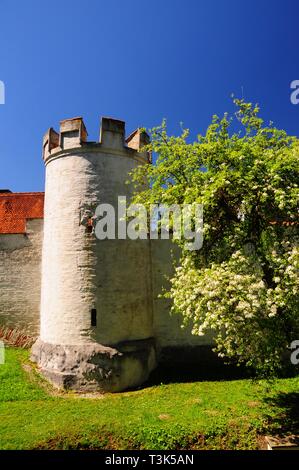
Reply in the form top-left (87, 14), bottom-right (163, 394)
top-left (31, 338), bottom-right (156, 392)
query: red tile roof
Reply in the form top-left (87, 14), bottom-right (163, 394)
top-left (0, 192), bottom-right (44, 234)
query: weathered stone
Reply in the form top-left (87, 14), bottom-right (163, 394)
top-left (0, 218), bottom-right (43, 336)
top-left (31, 338), bottom-right (156, 392)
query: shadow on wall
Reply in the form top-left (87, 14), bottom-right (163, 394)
top-left (144, 345), bottom-right (251, 386)
top-left (144, 347), bottom-right (299, 387)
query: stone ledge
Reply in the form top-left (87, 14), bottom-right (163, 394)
top-left (265, 435), bottom-right (299, 450)
top-left (31, 338), bottom-right (156, 392)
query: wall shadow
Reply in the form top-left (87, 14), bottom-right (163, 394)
top-left (144, 346), bottom-right (251, 386)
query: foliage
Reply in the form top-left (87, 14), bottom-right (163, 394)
top-left (131, 99), bottom-right (299, 376)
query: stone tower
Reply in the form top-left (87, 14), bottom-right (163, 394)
top-left (31, 116), bottom-right (156, 392)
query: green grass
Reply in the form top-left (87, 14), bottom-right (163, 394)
top-left (0, 347), bottom-right (298, 450)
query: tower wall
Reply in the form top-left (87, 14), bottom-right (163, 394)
top-left (32, 117), bottom-right (156, 392)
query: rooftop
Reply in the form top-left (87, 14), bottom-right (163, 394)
top-left (0, 192), bottom-right (44, 234)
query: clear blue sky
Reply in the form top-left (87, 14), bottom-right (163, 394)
top-left (1, 0), bottom-right (299, 192)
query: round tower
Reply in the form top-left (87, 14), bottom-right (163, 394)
top-left (31, 116), bottom-right (156, 392)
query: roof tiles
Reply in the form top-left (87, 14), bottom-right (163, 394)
top-left (0, 192), bottom-right (44, 234)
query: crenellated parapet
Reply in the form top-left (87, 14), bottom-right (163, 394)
top-left (42, 116), bottom-right (151, 164)
top-left (43, 127), bottom-right (59, 158)
top-left (100, 117), bottom-right (125, 149)
top-left (126, 128), bottom-right (151, 163)
top-left (60, 117), bottom-right (88, 149)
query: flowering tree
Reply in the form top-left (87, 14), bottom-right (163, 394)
top-left (131, 99), bottom-right (299, 376)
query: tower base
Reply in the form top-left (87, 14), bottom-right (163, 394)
top-left (31, 338), bottom-right (156, 392)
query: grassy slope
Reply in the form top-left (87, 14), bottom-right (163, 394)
top-left (0, 348), bottom-right (298, 450)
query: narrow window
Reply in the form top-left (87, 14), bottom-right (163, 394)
top-left (91, 309), bottom-right (97, 327)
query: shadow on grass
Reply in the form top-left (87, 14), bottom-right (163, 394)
top-left (263, 392), bottom-right (299, 436)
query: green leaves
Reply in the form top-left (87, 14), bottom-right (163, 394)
top-left (130, 98), bottom-right (299, 377)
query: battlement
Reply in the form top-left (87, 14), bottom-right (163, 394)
top-left (43, 116), bottom-right (150, 163)
top-left (60, 117), bottom-right (88, 149)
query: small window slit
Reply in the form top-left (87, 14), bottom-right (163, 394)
top-left (91, 309), bottom-right (97, 327)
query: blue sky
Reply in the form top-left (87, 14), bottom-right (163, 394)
top-left (0, 0), bottom-right (299, 192)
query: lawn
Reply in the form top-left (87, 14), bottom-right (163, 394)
top-left (0, 347), bottom-right (298, 450)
